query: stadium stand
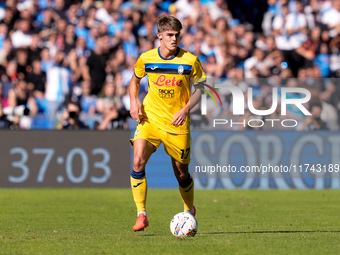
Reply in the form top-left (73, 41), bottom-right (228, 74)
top-left (0, 0), bottom-right (338, 130)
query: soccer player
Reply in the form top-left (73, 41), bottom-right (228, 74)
top-left (129, 15), bottom-right (206, 231)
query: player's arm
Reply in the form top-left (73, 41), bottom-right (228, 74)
top-left (129, 75), bottom-right (142, 122)
top-left (171, 56), bottom-right (206, 127)
top-left (190, 83), bottom-right (204, 111)
top-left (130, 54), bottom-right (146, 122)
top-left (171, 83), bottom-right (203, 127)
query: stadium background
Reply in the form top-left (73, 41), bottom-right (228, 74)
top-left (1, 0), bottom-right (340, 189)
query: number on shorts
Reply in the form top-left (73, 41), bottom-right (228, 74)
top-left (180, 147), bottom-right (190, 160)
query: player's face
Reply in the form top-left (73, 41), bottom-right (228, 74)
top-left (158, 30), bottom-right (180, 52)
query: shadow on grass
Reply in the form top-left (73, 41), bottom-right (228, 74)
top-left (204, 230), bottom-right (340, 235)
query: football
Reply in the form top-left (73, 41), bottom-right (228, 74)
top-left (170, 212), bottom-right (198, 237)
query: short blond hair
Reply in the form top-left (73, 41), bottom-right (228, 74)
top-left (157, 15), bottom-right (182, 33)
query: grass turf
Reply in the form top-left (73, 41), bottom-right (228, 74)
top-left (1, 189), bottom-right (340, 255)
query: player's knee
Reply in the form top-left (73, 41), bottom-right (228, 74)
top-left (177, 172), bottom-right (189, 183)
top-left (133, 156), bottom-right (146, 172)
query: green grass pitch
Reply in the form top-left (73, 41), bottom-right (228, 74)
top-left (1, 189), bottom-right (340, 255)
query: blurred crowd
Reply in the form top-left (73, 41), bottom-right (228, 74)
top-left (0, 0), bottom-right (339, 131)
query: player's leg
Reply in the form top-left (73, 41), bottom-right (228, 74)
top-left (171, 158), bottom-right (195, 215)
top-left (131, 138), bottom-right (155, 231)
top-left (163, 133), bottom-right (195, 215)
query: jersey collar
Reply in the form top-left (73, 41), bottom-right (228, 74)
top-left (158, 47), bottom-right (180, 60)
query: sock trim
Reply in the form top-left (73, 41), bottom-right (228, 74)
top-left (179, 174), bottom-right (193, 188)
top-left (184, 208), bottom-right (194, 214)
top-left (131, 169), bottom-right (145, 179)
top-left (138, 211), bottom-right (147, 216)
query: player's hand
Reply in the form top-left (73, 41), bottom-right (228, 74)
top-left (171, 109), bottom-right (187, 127)
top-left (130, 101), bottom-right (142, 122)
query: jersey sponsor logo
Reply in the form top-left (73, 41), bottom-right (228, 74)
top-left (159, 89), bottom-right (175, 99)
top-left (178, 65), bottom-right (184, 74)
top-left (154, 75), bottom-right (182, 86)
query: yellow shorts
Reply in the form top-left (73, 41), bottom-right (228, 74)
top-left (130, 120), bottom-right (191, 164)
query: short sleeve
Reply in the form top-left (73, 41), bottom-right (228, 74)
top-left (134, 55), bottom-right (146, 79)
top-left (191, 57), bottom-right (206, 85)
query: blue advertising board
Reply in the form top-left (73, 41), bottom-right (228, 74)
top-left (141, 131), bottom-right (340, 189)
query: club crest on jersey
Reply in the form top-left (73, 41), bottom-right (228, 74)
top-left (154, 75), bottom-right (182, 86)
top-left (178, 65), bottom-right (184, 75)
